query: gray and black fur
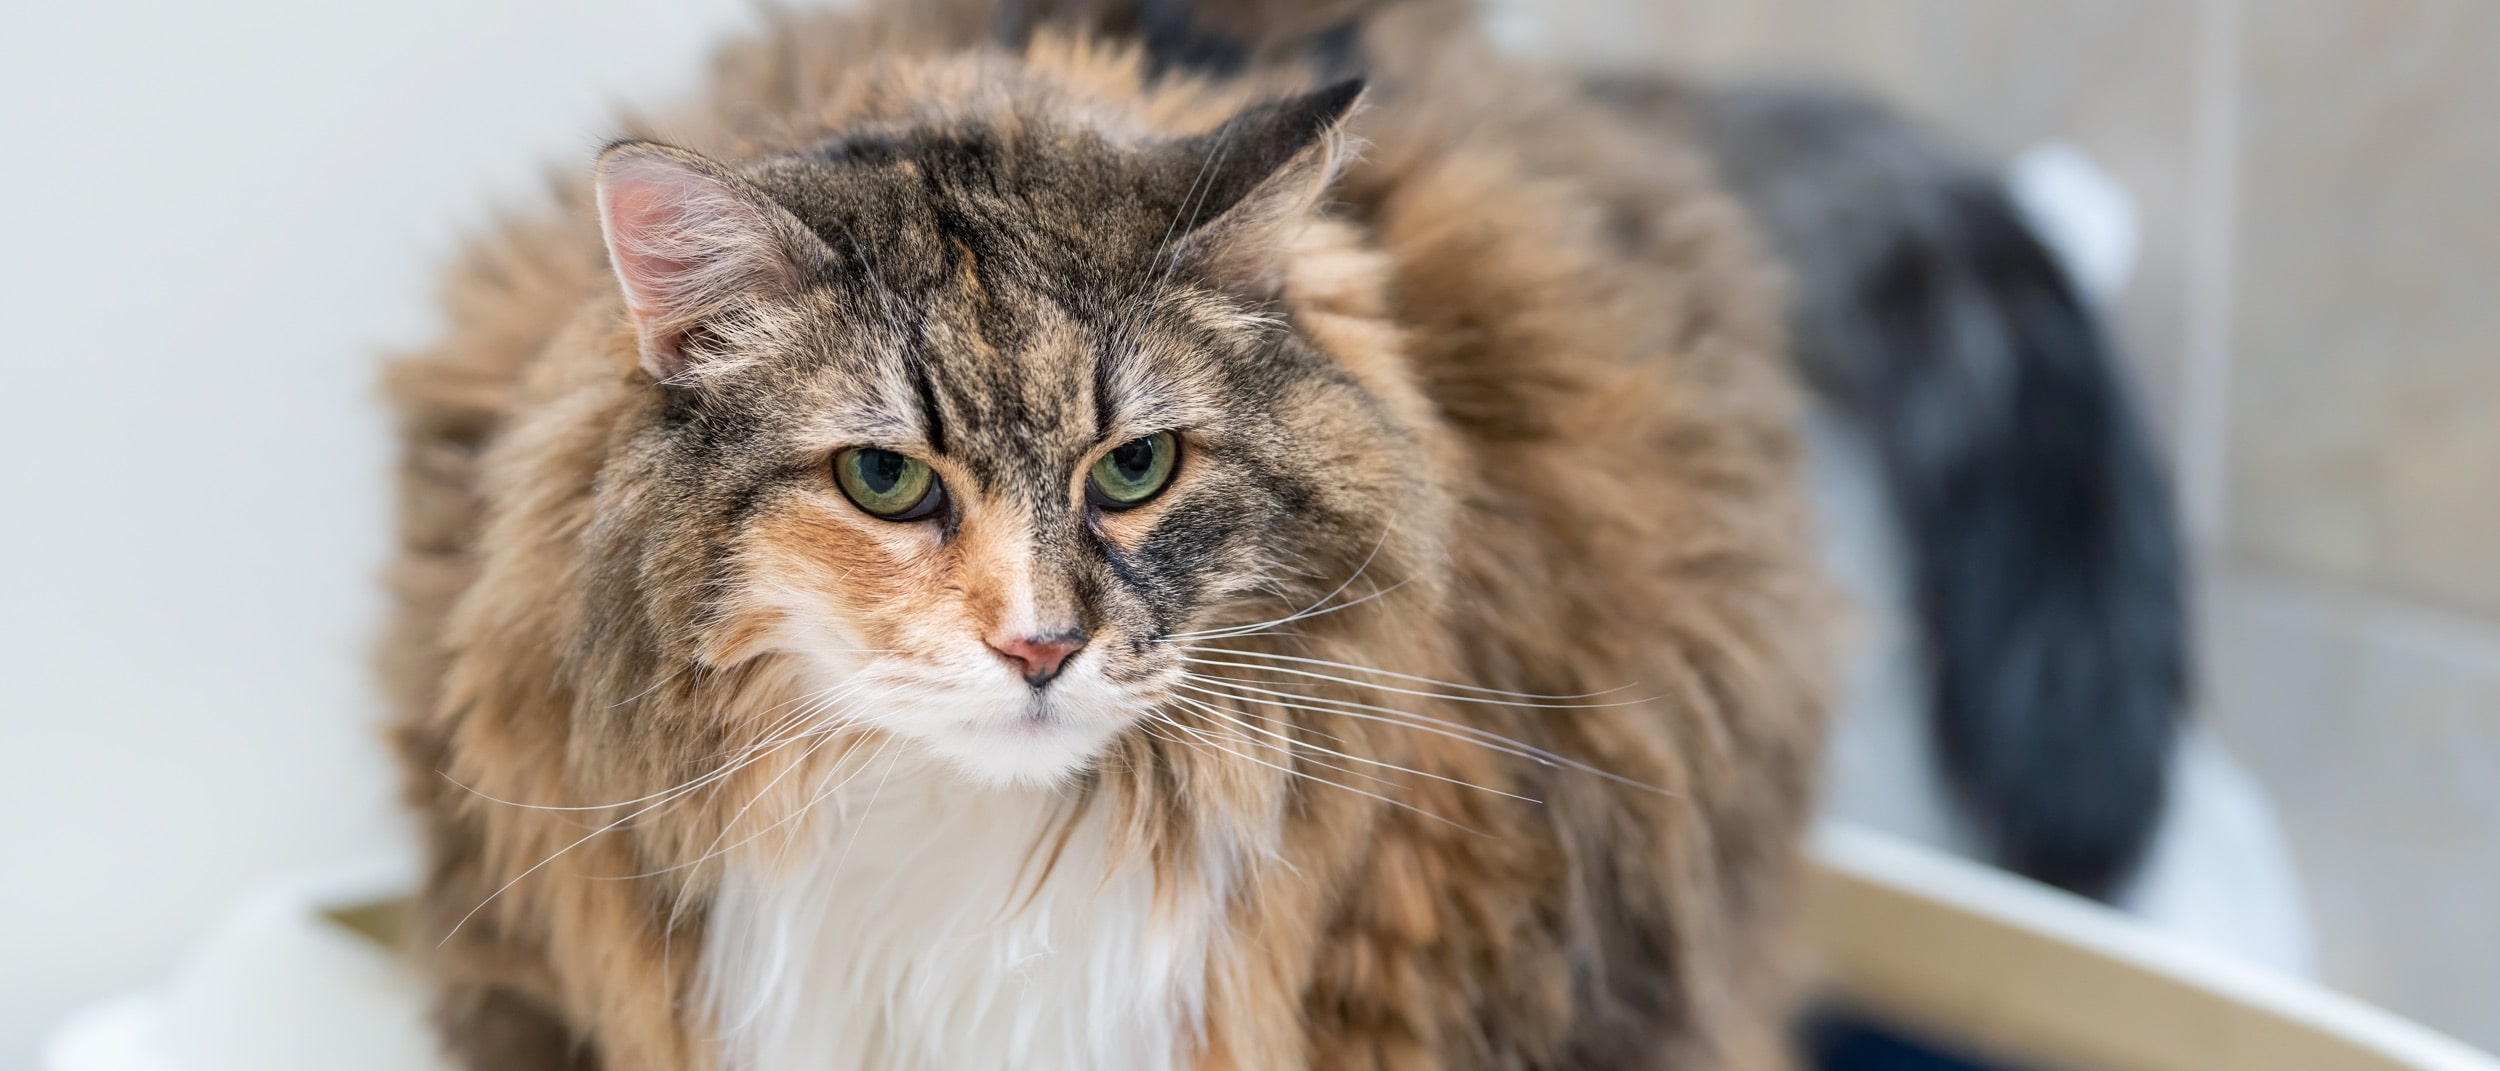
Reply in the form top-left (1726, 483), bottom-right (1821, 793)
top-left (999, 0), bottom-right (1392, 79)
top-left (1016, 0), bottom-right (2191, 899)
top-left (1695, 84), bottom-right (2189, 899)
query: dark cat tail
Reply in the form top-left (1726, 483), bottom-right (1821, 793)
top-left (1699, 83), bottom-right (2190, 900)
top-left (1000, 0), bottom-right (1459, 78)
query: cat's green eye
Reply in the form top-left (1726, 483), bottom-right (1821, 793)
top-left (834, 447), bottom-right (945, 521)
top-left (1087, 431), bottom-right (1180, 509)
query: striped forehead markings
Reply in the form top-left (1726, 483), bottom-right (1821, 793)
top-left (904, 348), bottom-right (950, 457)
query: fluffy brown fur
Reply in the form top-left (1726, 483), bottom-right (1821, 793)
top-left (383, 2), bottom-right (1831, 1068)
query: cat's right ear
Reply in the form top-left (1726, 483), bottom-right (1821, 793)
top-left (594, 141), bottom-right (825, 382)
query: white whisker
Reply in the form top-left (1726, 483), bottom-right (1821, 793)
top-left (1161, 532), bottom-right (1395, 642)
top-left (1183, 646), bottom-right (1631, 701)
top-left (1174, 676), bottom-right (1671, 797)
top-left (438, 774), bottom-right (712, 946)
top-left (1142, 714), bottom-right (1486, 836)
top-left (1164, 695), bottom-right (1406, 793)
top-left (1168, 694), bottom-right (1540, 803)
top-left (439, 684), bottom-right (854, 818)
top-left (1181, 656), bottom-right (1649, 711)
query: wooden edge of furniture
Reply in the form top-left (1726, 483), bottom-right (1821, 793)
top-left (1805, 824), bottom-right (2499, 1071)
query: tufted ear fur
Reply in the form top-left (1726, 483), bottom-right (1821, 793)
top-left (594, 141), bottom-right (831, 381)
top-left (1162, 79), bottom-right (1366, 299)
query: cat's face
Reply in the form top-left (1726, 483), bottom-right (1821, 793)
top-left (591, 86), bottom-right (1423, 786)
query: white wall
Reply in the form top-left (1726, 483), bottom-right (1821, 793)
top-left (0, 2), bottom-right (755, 1064)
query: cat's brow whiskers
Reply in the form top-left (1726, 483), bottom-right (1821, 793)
top-left (1098, 101), bottom-right (1240, 398)
top-left (1169, 694), bottom-right (1540, 804)
top-left (1134, 109), bottom-right (1244, 319)
top-left (836, 220), bottom-right (913, 349)
top-left (1175, 675), bottom-right (1673, 798)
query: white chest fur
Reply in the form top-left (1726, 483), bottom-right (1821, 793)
top-left (700, 760), bottom-right (1224, 1071)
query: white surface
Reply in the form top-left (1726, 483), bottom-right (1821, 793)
top-left (2116, 727), bottom-right (2317, 977)
top-left (1815, 824), bottom-right (2500, 1071)
top-left (43, 831), bottom-right (2479, 1071)
top-left (2008, 140), bottom-right (2142, 304)
top-left (0, 3), bottom-right (757, 1065)
top-left (1801, 407), bottom-right (1966, 855)
top-left (44, 863), bottom-right (446, 1071)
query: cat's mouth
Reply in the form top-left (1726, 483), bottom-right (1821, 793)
top-left (943, 689), bottom-right (1057, 727)
top-left (1015, 693), bottom-right (1072, 725)
top-left (955, 711), bottom-right (1057, 736)
top-left (915, 694), bottom-right (1135, 786)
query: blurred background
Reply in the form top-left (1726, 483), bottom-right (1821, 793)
top-left (0, 1), bottom-right (2492, 1066)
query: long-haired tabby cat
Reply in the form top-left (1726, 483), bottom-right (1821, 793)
top-left (383, 1), bottom-right (1836, 1067)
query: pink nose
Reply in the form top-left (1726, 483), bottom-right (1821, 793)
top-left (988, 632), bottom-right (1087, 687)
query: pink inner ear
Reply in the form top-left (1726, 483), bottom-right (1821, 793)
top-left (600, 176), bottom-right (713, 323)
top-left (594, 149), bottom-right (810, 379)
top-left (594, 151), bottom-right (797, 334)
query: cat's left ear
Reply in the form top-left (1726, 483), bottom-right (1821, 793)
top-left (1162, 79), bottom-right (1367, 298)
top-left (594, 141), bottom-right (830, 381)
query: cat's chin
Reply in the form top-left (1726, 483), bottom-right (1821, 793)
top-left (908, 709), bottom-right (1129, 788)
